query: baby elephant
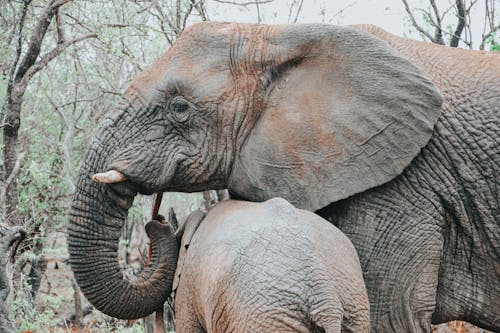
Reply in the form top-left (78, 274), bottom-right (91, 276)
top-left (170, 198), bottom-right (369, 333)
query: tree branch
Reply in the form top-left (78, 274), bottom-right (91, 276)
top-left (480, 23), bottom-right (500, 50)
top-left (480, 0), bottom-right (499, 50)
top-left (15, 0), bottom-right (72, 82)
top-left (0, 153), bottom-right (23, 214)
top-left (3, 155), bottom-right (22, 194)
top-left (212, 0), bottom-right (274, 7)
top-left (176, 0), bottom-right (181, 28)
top-left (55, 7), bottom-right (65, 44)
top-left (430, 0), bottom-right (445, 44)
top-left (192, 0), bottom-right (209, 21)
top-left (6, 0), bottom-right (32, 98)
top-left (292, 0), bottom-right (305, 23)
top-left (19, 33), bottom-right (97, 89)
top-left (181, 2), bottom-right (197, 31)
top-left (450, 0), bottom-right (466, 47)
top-left (326, 1), bottom-right (357, 23)
top-left (402, 0), bottom-right (438, 43)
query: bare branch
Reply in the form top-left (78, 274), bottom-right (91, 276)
top-left (15, 0), bottom-right (72, 82)
top-left (63, 12), bottom-right (94, 33)
top-left (256, 0), bottom-right (261, 23)
top-left (0, 154), bottom-right (23, 213)
top-left (480, 22), bottom-right (500, 50)
top-left (176, 0), bottom-right (182, 28)
top-left (430, 0), bottom-right (445, 43)
top-left (152, 2), bottom-right (180, 39)
top-left (402, 0), bottom-right (486, 48)
top-left (181, 2), bottom-right (197, 31)
top-left (480, 0), bottom-right (499, 50)
top-left (148, 4), bottom-right (174, 44)
top-left (55, 7), bottom-right (65, 44)
top-left (440, 3), bottom-right (455, 19)
top-left (19, 33), bottom-right (97, 89)
top-left (211, 0), bottom-right (274, 7)
top-left (466, 0), bottom-right (479, 12)
top-left (402, 0), bottom-right (439, 43)
top-left (0, 154), bottom-right (24, 202)
top-left (6, 0), bottom-right (32, 97)
top-left (192, 0), bottom-right (209, 21)
top-left (292, 0), bottom-right (304, 23)
top-left (287, 0), bottom-right (298, 22)
top-left (327, 1), bottom-right (357, 23)
top-left (450, 0), bottom-right (466, 47)
top-left (414, 8), bottom-right (439, 27)
top-left (430, 0), bottom-right (442, 26)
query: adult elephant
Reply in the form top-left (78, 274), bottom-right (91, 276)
top-left (67, 23), bottom-right (499, 332)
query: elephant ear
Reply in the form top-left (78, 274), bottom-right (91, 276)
top-left (172, 210), bottom-right (205, 294)
top-left (228, 24), bottom-right (443, 211)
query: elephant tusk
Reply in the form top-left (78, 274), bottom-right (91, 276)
top-left (92, 170), bottom-right (127, 184)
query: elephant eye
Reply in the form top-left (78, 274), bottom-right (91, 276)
top-left (170, 96), bottom-right (191, 122)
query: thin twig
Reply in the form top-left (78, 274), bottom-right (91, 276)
top-left (402, 0), bottom-right (438, 43)
top-left (292, 0), bottom-right (304, 23)
top-left (15, 0), bottom-right (72, 82)
top-left (212, 0), bottom-right (274, 7)
top-left (18, 33), bottom-right (97, 89)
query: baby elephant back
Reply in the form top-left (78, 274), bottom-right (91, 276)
top-left (176, 198), bottom-right (369, 333)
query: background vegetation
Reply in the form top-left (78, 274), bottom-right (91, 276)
top-left (0, 0), bottom-right (498, 332)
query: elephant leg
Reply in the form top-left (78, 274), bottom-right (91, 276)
top-left (323, 187), bottom-right (444, 333)
top-left (348, 219), bottom-right (441, 333)
top-left (175, 283), bottom-right (206, 333)
top-left (175, 306), bottom-right (205, 333)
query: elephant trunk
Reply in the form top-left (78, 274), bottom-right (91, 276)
top-left (68, 120), bottom-right (178, 320)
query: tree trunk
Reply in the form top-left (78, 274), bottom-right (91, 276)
top-left (2, 89), bottom-right (24, 222)
top-left (0, 257), bottom-right (15, 333)
top-left (0, 225), bottom-right (26, 333)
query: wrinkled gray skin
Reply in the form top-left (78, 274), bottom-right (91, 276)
top-left (170, 198), bottom-right (369, 333)
top-left (68, 23), bottom-right (500, 332)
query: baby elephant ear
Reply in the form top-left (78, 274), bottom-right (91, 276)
top-left (229, 24), bottom-right (443, 211)
top-left (172, 210), bottom-right (205, 293)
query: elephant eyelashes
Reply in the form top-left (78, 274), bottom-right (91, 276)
top-left (170, 96), bottom-right (194, 123)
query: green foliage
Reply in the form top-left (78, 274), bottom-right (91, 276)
top-left (117, 323), bottom-right (147, 333)
top-left (18, 310), bottom-right (57, 332)
top-left (12, 282), bottom-right (62, 332)
top-left (486, 32), bottom-right (500, 51)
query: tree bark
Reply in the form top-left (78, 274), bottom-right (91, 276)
top-left (450, 0), bottom-right (466, 47)
top-left (2, 90), bottom-right (24, 221)
top-left (0, 225), bottom-right (26, 333)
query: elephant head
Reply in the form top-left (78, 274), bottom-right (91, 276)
top-left (68, 22), bottom-right (442, 319)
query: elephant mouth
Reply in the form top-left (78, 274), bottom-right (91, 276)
top-left (92, 161), bottom-right (179, 208)
top-left (92, 169), bottom-right (142, 209)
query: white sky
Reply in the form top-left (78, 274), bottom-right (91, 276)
top-left (205, 0), bottom-right (498, 49)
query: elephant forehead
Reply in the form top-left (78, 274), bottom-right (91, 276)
top-left (127, 46), bottom-right (231, 102)
top-left (125, 22), bottom-right (288, 101)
